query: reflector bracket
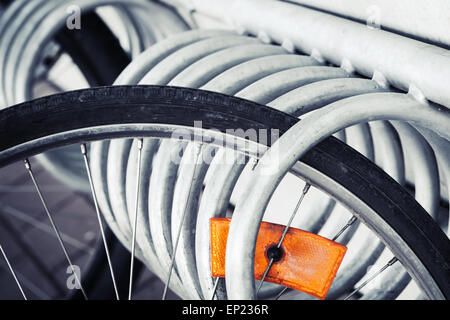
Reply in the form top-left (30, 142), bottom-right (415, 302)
top-left (210, 218), bottom-right (347, 299)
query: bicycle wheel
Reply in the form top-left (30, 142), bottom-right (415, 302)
top-left (0, 85), bottom-right (448, 300)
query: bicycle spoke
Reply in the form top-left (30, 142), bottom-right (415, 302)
top-left (81, 143), bottom-right (119, 300)
top-left (256, 258), bottom-right (274, 295)
top-left (256, 183), bottom-right (311, 297)
top-left (24, 158), bottom-right (88, 300)
top-left (344, 257), bottom-right (399, 300)
top-left (162, 143), bottom-right (203, 300)
top-left (0, 263), bottom-right (50, 299)
top-left (332, 216), bottom-right (357, 242)
top-left (277, 183), bottom-right (311, 246)
top-left (0, 244), bottom-right (27, 300)
top-left (0, 213), bottom-right (65, 296)
top-left (274, 287), bottom-right (289, 300)
top-left (274, 213), bottom-right (357, 299)
top-left (128, 138), bottom-right (143, 300)
top-left (210, 277), bottom-right (220, 300)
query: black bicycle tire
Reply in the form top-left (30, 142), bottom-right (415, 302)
top-left (0, 85), bottom-right (449, 299)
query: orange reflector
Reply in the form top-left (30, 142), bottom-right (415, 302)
top-left (210, 218), bottom-right (347, 299)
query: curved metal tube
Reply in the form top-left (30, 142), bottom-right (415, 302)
top-left (225, 92), bottom-right (449, 299)
top-left (187, 0), bottom-right (450, 108)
